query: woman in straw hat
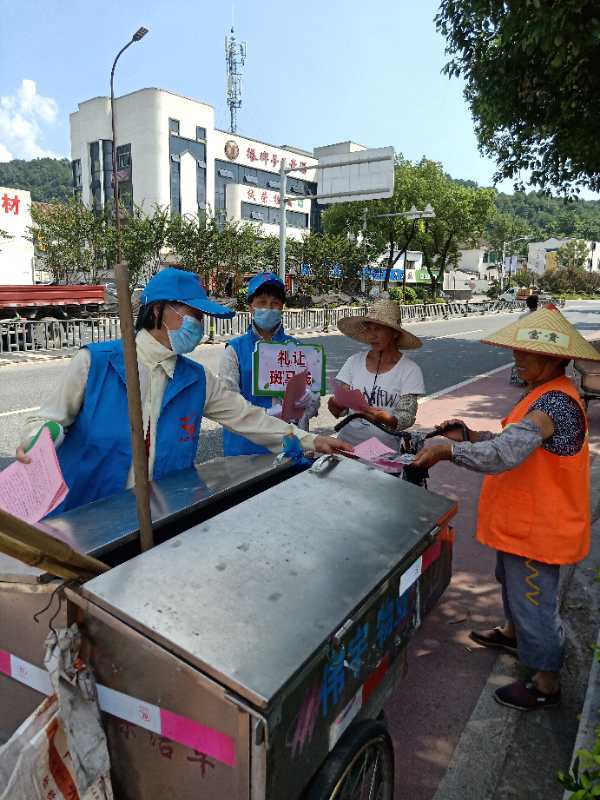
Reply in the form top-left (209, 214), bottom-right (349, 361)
top-left (412, 305), bottom-right (599, 711)
top-left (328, 300), bottom-right (424, 449)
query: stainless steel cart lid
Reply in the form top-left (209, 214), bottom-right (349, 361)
top-left (40, 455), bottom-right (296, 558)
top-left (79, 459), bottom-right (456, 709)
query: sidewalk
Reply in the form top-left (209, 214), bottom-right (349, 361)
top-left (314, 366), bottom-right (600, 800)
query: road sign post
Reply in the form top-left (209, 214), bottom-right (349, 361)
top-left (277, 146), bottom-right (395, 282)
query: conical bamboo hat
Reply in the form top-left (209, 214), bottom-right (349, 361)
top-left (481, 305), bottom-right (600, 361)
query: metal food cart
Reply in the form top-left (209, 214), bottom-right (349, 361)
top-left (0, 454), bottom-right (301, 744)
top-left (59, 456), bottom-right (456, 799)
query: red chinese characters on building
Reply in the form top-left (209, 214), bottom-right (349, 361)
top-left (261, 190), bottom-right (268, 203)
top-left (299, 161), bottom-right (307, 174)
top-left (271, 153), bottom-right (279, 168)
top-left (1, 193), bottom-right (20, 215)
top-left (246, 147), bottom-right (257, 162)
top-left (259, 151), bottom-right (269, 164)
top-left (289, 159), bottom-right (297, 170)
top-left (247, 188), bottom-right (256, 201)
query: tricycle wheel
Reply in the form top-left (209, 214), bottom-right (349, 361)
top-left (304, 719), bottom-right (394, 800)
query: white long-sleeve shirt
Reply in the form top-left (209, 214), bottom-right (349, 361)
top-left (20, 330), bottom-right (316, 489)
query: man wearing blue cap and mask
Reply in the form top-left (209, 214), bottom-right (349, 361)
top-left (219, 272), bottom-right (320, 457)
top-left (17, 268), bottom-right (347, 513)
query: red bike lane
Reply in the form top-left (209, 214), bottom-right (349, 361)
top-left (386, 365), bottom-right (600, 800)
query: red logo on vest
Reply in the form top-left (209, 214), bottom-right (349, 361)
top-left (179, 415), bottom-right (197, 442)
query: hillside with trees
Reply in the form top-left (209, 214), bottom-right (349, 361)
top-left (0, 158), bottom-right (72, 202)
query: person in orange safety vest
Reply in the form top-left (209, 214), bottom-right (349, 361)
top-left (412, 305), bottom-right (600, 712)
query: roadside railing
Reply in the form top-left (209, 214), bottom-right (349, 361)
top-left (0, 302), bottom-right (521, 354)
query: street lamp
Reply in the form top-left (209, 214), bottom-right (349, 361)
top-left (108, 27), bottom-right (153, 553)
top-left (110, 27), bottom-right (148, 260)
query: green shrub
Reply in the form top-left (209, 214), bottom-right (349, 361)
top-left (389, 286), bottom-right (418, 304)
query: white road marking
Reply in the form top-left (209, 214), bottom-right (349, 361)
top-left (417, 364), bottom-right (512, 405)
top-left (430, 329), bottom-right (484, 339)
top-left (0, 406), bottom-right (40, 418)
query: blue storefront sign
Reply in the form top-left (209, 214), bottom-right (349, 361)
top-left (362, 266), bottom-right (404, 282)
top-left (300, 262), bottom-right (343, 278)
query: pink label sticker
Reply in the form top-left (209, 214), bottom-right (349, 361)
top-left (0, 649), bottom-right (10, 676)
top-left (421, 540), bottom-right (442, 572)
top-left (160, 708), bottom-right (236, 768)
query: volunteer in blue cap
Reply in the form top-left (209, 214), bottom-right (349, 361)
top-left (218, 272), bottom-right (320, 456)
top-left (17, 268), bottom-right (348, 513)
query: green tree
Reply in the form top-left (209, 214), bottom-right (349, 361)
top-left (416, 178), bottom-right (496, 297)
top-left (436, 0), bottom-right (600, 194)
top-left (213, 219), bottom-right (264, 294)
top-left (288, 232), bottom-right (370, 296)
top-left (513, 268), bottom-right (537, 288)
top-left (0, 158), bottom-right (73, 202)
top-left (324, 157), bottom-right (496, 296)
top-left (165, 213), bottom-right (220, 286)
top-left (120, 205), bottom-right (170, 292)
top-left (322, 155), bottom-right (424, 290)
top-left (557, 239), bottom-right (589, 271)
top-left (29, 199), bottom-right (113, 285)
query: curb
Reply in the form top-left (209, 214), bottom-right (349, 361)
top-left (563, 630), bottom-right (600, 800)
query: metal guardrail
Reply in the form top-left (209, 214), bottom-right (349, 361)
top-left (399, 299), bottom-right (521, 322)
top-left (0, 317), bottom-right (121, 354)
top-left (0, 302), bottom-right (521, 354)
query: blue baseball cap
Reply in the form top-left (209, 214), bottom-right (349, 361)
top-left (141, 268), bottom-right (235, 319)
top-left (247, 272), bottom-right (286, 301)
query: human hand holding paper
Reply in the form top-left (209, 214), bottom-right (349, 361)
top-left (332, 381), bottom-right (369, 413)
top-left (0, 428), bottom-right (68, 523)
top-left (281, 371), bottom-right (311, 422)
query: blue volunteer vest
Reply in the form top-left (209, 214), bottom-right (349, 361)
top-left (223, 325), bottom-right (299, 456)
top-left (52, 339), bottom-right (206, 514)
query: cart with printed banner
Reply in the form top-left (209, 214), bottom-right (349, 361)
top-left (52, 456), bottom-right (455, 800)
top-left (0, 450), bottom-right (456, 800)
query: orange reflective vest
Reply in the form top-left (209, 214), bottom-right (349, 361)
top-left (476, 376), bottom-right (589, 565)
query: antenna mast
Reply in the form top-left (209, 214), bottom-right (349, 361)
top-left (225, 26), bottom-right (246, 134)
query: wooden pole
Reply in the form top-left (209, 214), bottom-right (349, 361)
top-left (114, 263), bottom-right (154, 552)
top-left (0, 508), bottom-right (109, 579)
top-left (111, 45), bottom-right (154, 553)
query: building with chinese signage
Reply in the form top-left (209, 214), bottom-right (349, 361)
top-left (0, 187), bottom-right (35, 285)
top-left (69, 87), bottom-right (337, 241)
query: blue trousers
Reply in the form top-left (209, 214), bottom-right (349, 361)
top-left (496, 551), bottom-right (565, 672)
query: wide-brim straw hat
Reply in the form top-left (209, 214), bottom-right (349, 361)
top-left (338, 300), bottom-right (422, 350)
top-left (481, 304), bottom-right (600, 361)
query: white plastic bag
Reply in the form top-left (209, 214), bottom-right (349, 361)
top-left (0, 625), bottom-right (113, 800)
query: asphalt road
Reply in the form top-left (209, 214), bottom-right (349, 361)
top-left (1, 302), bottom-right (598, 472)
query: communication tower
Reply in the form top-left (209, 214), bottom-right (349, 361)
top-left (225, 27), bottom-right (246, 134)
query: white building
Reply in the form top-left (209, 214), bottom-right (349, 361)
top-left (0, 187), bottom-right (35, 284)
top-left (70, 87), bottom-right (327, 241)
top-left (528, 237), bottom-right (600, 274)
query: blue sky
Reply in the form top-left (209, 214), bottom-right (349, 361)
top-left (0, 0), bottom-right (572, 195)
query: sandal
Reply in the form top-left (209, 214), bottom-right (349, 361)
top-left (469, 627), bottom-right (518, 656)
top-left (494, 680), bottom-right (560, 711)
